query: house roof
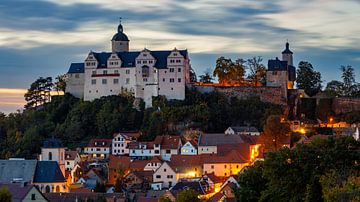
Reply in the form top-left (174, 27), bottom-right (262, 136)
top-left (170, 181), bottom-right (207, 196)
top-left (42, 138), bottom-right (64, 148)
top-left (114, 132), bottom-right (141, 140)
top-left (65, 151), bottom-right (78, 160)
top-left (75, 49), bottom-right (188, 71)
top-left (128, 170), bottom-right (154, 181)
top-left (0, 159), bottom-right (37, 183)
top-left (229, 126), bottom-right (259, 133)
top-left (168, 155), bottom-right (202, 173)
top-left (128, 141), bottom-right (155, 149)
top-left (268, 57), bottom-right (288, 71)
top-left (199, 133), bottom-right (245, 146)
top-left (201, 149), bottom-right (249, 164)
top-left (159, 135), bottom-right (182, 150)
top-left (33, 161), bottom-right (66, 183)
top-left (109, 155), bottom-right (131, 169)
top-left (68, 63), bottom-right (85, 74)
top-left (209, 182), bottom-right (237, 202)
top-left (0, 183), bottom-right (44, 202)
top-left (203, 173), bottom-right (225, 184)
top-left (86, 139), bottom-right (112, 148)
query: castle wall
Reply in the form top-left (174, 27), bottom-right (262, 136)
top-left (332, 98), bottom-right (360, 114)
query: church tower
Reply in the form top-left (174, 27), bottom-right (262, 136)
top-left (111, 21), bottom-right (129, 52)
top-left (282, 42), bottom-right (293, 66)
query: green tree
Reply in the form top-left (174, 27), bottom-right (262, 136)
top-left (189, 68), bottom-right (197, 82)
top-left (158, 197), bottom-right (172, 202)
top-left (296, 61), bottom-right (322, 96)
top-left (324, 80), bottom-right (344, 97)
top-left (176, 188), bottom-right (201, 202)
top-left (341, 65), bottom-right (355, 95)
top-left (263, 115), bottom-right (291, 151)
top-left (54, 74), bottom-right (67, 94)
top-left (114, 162), bottom-right (126, 193)
top-left (199, 69), bottom-right (213, 83)
top-left (234, 161), bottom-right (268, 202)
top-left (24, 77), bottom-right (53, 109)
top-left (247, 56), bottom-right (266, 86)
top-left (0, 186), bottom-right (12, 202)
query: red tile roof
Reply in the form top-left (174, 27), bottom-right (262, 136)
top-left (128, 141), bottom-right (155, 149)
top-left (168, 155), bottom-right (202, 173)
top-left (86, 139), bottom-right (112, 148)
top-left (109, 155), bottom-right (131, 169)
top-left (201, 149), bottom-right (249, 164)
top-left (65, 150), bottom-right (78, 160)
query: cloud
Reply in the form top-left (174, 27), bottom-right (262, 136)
top-left (0, 88), bottom-right (26, 114)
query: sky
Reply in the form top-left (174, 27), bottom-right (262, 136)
top-left (0, 0), bottom-right (360, 114)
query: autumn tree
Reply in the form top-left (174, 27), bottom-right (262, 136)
top-left (24, 77), bottom-right (53, 109)
top-left (114, 162), bottom-right (127, 193)
top-left (213, 57), bottom-right (245, 85)
top-left (296, 61), bottom-right (322, 96)
top-left (263, 115), bottom-right (291, 151)
top-left (199, 68), bottom-right (214, 83)
top-left (247, 56), bottom-right (266, 86)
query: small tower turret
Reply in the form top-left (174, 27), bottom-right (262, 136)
top-left (111, 19), bottom-right (129, 52)
top-left (282, 42), bottom-right (293, 66)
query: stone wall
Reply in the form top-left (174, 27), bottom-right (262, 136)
top-left (193, 85), bottom-right (287, 106)
top-left (332, 98), bottom-right (360, 114)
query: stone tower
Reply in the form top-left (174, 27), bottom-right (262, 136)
top-left (111, 21), bottom-right (130, 52)
top-left (282, 42), bottom-right (293, 66)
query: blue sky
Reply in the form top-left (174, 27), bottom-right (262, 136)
top-left (0, 0), bottom-right (359, 113)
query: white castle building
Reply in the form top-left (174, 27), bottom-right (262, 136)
top-left (66, 22), bottom-right (191, 107)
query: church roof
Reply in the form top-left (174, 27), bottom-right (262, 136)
top-left (33, 161), bottom-right (65, 183)
top-left (282, 42), bottom-right (293, 54)
top-left (112, 23), bottom-right (129, 41)
top-left (43, 138), bottom-right (64, 148)
top-left (68, 63), bottom-right (84, 73)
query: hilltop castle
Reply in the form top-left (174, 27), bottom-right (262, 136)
top-left (65, 22), bottom-right (191, 107)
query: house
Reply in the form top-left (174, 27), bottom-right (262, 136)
top-left (202, 173), bottom-right (226, 193)
top-left (85, 169), bottom-right (106, 185)
top-left (84, 139), bottom-right (112, 159)
top-left (198, 133), bottom-right (247, 154)
top-left (169, 180), bottom-right (211, 199)
top-left (65, 150), bottom-right (80, 171)
top-left (156, 135), bottom-right (182, 161)
top-left (124, 170), bottom-right (153, 191)
top-left (209, 182), bottom-right (238, 202)
top-left (180, 140), bottom-right (197, 155)
top-left (39, 138), bottom-right (66, 176)
top-left (33, 161), bottom-right (67, 193)
top-left (0, 183), bottom-right (48, 202)
top-left (202, 149), bottom-right (249, 177)
top-left (43, 192), bottom-right (124, 202)
top-left (0, 159), bottom-right (37, 184)
top-left (224, 126), bottom-right (260, 136)
top-left (128, 142), bottom-right (158, 159)
top-left (112, 132), bottom-right (140, 155)
top-left (153, 155), bottom-right (202, 189)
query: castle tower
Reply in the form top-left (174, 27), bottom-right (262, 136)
top-left (282, 42), bottom-right (293, 66)
top-left (111, 20), bottom-right (129, 52)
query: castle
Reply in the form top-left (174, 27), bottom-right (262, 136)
top-left (65, 22), bottom-right (190, 107)
top-left (66, 22), bottom-right (296, 107)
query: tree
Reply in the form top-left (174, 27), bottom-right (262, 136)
top-left (175, 188), bottom-right (201, 202)
top-left (296, 61), bottom-right (322, 96)
top-left (114, 163), bottom-right (126, 193)
top-left (158, 197), bottom-right (172, 202)
top-left (263, 115), bottom-right (291, 151)
top-left (234, 161), bottom-right (268, 202)
top-left (0, 186), bottom-right (11, 202)
top-left (324, 80), bottom-right (344, 97)
top-left (213, 57), bottom-right (245, 85)
top-left (199, 68), bottom-right (214, 83)
top-left (189, 68), bottom-right (197, 82)
top-left (341, 65), bottom-right (355, 95)
top-left (24, 77), bottom-right (53, 109)
top-left (54, 74), bottom-right (67, 94)
top-left (247, 56), bottom-right (266, 86)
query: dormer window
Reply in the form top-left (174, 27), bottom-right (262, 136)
top-left (112, 56), bottom-right (116, 59)
top-left (174, 53), bottom-right (178, 56)
top-left (143, 54), bottom-right (147, 57)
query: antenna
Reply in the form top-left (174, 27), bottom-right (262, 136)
top-left (119, 17), bottom-right (122, 24)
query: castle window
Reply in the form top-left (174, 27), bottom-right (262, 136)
top-left (143, 60), bottom-right (147, 64)
top-left (170, 59), bottom-right (175, 63)
top-left (112, 56), bottom-right (116, 58)
top-left (174, 53), bottom-right (178, 56)
top-left (114, 70), bottom-right (119, 74)
top-left (176, 59), bottom-right (181, 63)
top-left (126, 78), bottom-right (130, 84)
top-left (178, 78), bottom-right (181, 82)
top-left (170, 68), bottom-right (174, 72)
top-left (113, 79), bottom-right (119, 84)
top-left (143, 54), bottom-right (147, 57)
top-left (149, 60), bottom-right (153, 64)
top-left (102, 79), bottom-right (107, 84)
top-left (126, 69), bottom-right (130, 74)
top-left (137, 60), bottom-right (141, 64)
top-left (91, 79), bottom-right (96, 85)
top-left (272, 71), bottom-right (277, 75)
top-left (103, 70), bottom-right (107, 75)
top-left (75, 74), bottom-right (79, 78)
top-left (163, 78), bottom-right (165, 82)
top-left (92, 71), bottom-right (96, 75)
top-left (143, 78), bottom-right (148, 82)
top-left (170, 78), bottom-right (174, 83)
top-left (171, 88), bottom-right (173, 90)
top-left (142, 66), bottom-right (150, 77)
top-left (48, 152), bottom-right (52, 160)
top-left (178, 68), bottom-right (181, 72)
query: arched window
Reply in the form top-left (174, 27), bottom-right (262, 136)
top-left (55, 185), bottom-right (60, 192)
top-left (45, 185), bottom-right (50, 193)
top-left (48, 152), bottom-right (52, 160)
top-left (142, 66), bottom-right (149, 77)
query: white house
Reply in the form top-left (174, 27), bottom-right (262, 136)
top-left (128, 142), bottom-right (159, 159)
top-left (153, 162), bottom-right (177, 189)
top-left (180, 140), bottom-right (197, 155)
top-left (156, 135), bottom-right (182, 161)
top-left (66, 22), bottom-right (191, 107)
top-left (112, 132), bottom-right (140, 155)
top-left (224, 126), bottom-right (260, 136)
top-left (84, 139), bottom-right (112, 159)
top-left (64, 150), bottom-right (80, 171)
